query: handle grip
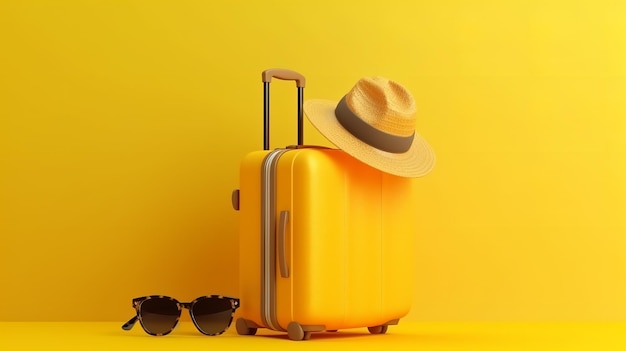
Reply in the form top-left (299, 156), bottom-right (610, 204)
top-left (278, 210), bottom-right (290, 278)
top-left (262, 69), bottom-right (306, 87)
top-left (262, 68), bottom-right (305, 150)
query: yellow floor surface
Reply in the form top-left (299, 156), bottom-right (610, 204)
top-left (1, 321), bottom-right (624, 351)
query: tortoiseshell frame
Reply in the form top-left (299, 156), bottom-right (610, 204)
top-left (121, 295), bottom-right (240, 336)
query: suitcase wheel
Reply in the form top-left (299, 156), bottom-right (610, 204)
top-left (235, 318), bottom-right (257, 336)
top-left (287, 322), bottom-right (311, 341)
top-left (367, 325), bottom-right (388, 334)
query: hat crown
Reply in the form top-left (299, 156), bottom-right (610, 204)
top-left (345, 77), bottom-right (417, 137)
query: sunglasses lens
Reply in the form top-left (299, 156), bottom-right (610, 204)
top-left (139, 298), bottom-right (180, 335)
top-left (191, 298), bottom-right (234, 335)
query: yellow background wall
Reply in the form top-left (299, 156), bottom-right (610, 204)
top-left (1, 0), bottom-right (624, 322)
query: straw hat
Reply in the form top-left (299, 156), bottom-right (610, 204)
top-left (304, 76), bottom-right (435, 178)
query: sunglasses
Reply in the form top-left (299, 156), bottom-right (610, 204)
top-left (121, 295), bottom-right (240, 336)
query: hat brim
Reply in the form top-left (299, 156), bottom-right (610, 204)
top-left (304, 99), bottom-right (436, 178)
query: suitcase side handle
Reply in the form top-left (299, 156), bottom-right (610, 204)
top-left (262, 68), bottom-right (305, 150)
top-left (278, 210), bottom-right (290, 278)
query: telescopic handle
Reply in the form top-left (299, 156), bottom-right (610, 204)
top-left (262, 69), bottom-right (305, 150)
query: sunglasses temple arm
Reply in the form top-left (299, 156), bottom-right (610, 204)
top-left (121, 316), bottom-right (138, 331)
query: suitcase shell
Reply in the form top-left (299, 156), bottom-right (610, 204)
top-left (235, 147), bottom-right (415, 339)
top-left (233, 69), bottom-right (415, 340)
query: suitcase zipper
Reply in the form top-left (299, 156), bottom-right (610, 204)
top-left (260, 149), bottom-right (289, 331)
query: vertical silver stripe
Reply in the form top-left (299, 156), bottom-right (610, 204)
top-left (268, 150), bottom-right (284, 332)
top-left (260, 151), bottom-right (277, 330)
top-left (260, 149), bottom-right (288, 331)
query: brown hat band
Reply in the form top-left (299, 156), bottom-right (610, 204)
top-left (335, 96), bottom-right (414, 154)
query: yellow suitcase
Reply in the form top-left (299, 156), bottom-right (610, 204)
top-left (232, 69), bottom-right (415, 340)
